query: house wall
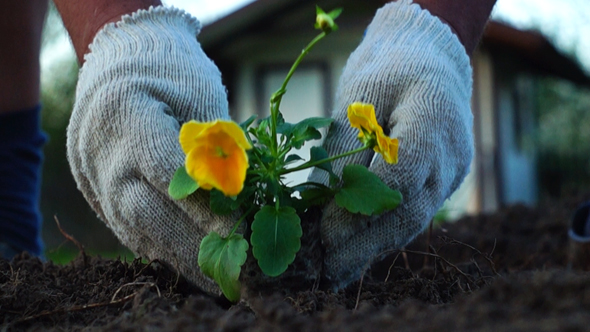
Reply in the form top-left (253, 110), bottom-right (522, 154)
top-left (228, 32), bottom-right (361, 122)
top-left (493, 53), bottom-right (538, 206)
top-left (472, 50), bottom-right (500, 213)
top-left (436, 51), bottom-right (497, 220)
top-left (449, 49), bottom-right (539, 215)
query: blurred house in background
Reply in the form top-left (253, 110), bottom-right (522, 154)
top-left (39, 0), bottom-right (590, 255)
top-left (199, 0), bottom-right (590, 219)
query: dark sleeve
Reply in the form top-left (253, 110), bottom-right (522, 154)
top-left (0, 105), bottom-right (46, 257)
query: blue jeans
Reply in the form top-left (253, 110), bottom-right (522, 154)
top-left (0, 105), bottom-right (45, 258)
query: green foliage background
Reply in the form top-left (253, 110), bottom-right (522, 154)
top-left (535, 77), bottom-right (590, 198)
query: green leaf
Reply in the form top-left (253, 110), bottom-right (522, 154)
top-left (316, 5), bottom-right (326, 15)
top-left (290, 117), bottom-right (333, 149)
top-left (240, 115), bottom-right (257, 130)
top-left (259, 153), bottom-right (275, 165)
top-left (335, 164), bottom-right (402, 215)
top-left (285, 154), bottom-right (303, 164)
top-left (293, 181), bottom-right (334, 210)
top-left (309, 146), bottom-right (339, 185)
top-left (277, 121), bottom-right (294, 137)
top-left (328, 8), bottom-right (343, 20)
top-left (291, 128), bottom-right (321, 149)
top-left (254, 118), bottom-right (273, 147)
top-left (294, 117), bottom-right (333, 132)
top-left (291, 181), bottom-right (331, 192)
top-left (261, 175), bottom-right (281, 197)
top-left (309, 146), bottom-right (332, 173)
top-left (276, 190), bottom-right (299, 211)
top-left (257, 117), bottom-right (270, 133)
top-left (168, 166), bottom-right (199, 200)
top-left (300, 186), bottom-right (334, 208)
top-left (210, 189), bottom-right (236, 215)
top-left (250, 206), bottom-right (302, 277)
top-left (198, 232), bottom-right (249, 302)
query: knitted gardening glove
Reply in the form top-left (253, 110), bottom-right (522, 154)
top-left (311, 0), bottom-right (474, 289)
top-left (67, 7), bottom-right (232, 295)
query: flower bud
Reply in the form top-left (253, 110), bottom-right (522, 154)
top-left (316, 13), bottom-right (335, 31)
top-left (315, 6), bottom-right (342, 33)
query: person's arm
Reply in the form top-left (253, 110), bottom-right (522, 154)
top-left (0, 1), bottom-right (47, 114)
top-left (411, 0), bottom-right (497, 56)
top-left (53, 0), bottom-right (161, 63)
top-left (0, 2), bottom-right (48, 258)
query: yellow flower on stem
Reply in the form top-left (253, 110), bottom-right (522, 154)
top-left (179, 120), bottom-right (252, 197)
top-left (347, 102), bottom-right (399, 164)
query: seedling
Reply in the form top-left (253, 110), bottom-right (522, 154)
top-left (169, 6), bottom-right (402, 302)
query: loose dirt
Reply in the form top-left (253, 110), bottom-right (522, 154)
top-left (2, 195), bottom-right (590, 331)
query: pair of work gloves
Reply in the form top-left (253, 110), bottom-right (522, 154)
top-left (67, 0), bottom-right (473, 294)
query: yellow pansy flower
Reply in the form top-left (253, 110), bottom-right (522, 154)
top-left (347, 102), bottom-right (399, 164)
top-left (179, 120), bottom-right (252, 196)
top-left (375, 129), bottom-right (399, 164)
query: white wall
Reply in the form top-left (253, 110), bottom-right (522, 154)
top-left (496, 73), bottom-right (538, 205)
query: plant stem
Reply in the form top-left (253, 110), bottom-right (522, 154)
top-left (269, 31), bottom-right (327, 155)
top-left (280, 32), bottom-right (327, 94)
top-left (227, 205), bottom-right (257, 238)
top-left (280, 145), bottom-right (371, 175)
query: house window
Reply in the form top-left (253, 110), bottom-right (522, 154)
top-left (256, 62), bottom-right (331, 119)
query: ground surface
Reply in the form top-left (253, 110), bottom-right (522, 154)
top-left (2, 195), bottom-right (590, 331)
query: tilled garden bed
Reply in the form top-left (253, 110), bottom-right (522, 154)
top-left (2, 196), bottom-right (590, 331)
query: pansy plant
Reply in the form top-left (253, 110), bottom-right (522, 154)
top-left (168, 7), bottom-right (402, 302)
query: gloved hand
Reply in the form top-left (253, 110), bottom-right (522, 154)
top-left (67, 7), bottom-right (232, 294)
top-left (311, 0), bottom-right (474, 289)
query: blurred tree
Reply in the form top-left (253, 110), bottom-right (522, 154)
top-left (535, 77), bottom-right (590, 198)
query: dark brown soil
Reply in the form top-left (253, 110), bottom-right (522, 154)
top-left (3, 196), bottom-right (590, 331)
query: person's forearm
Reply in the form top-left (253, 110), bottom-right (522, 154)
top-left (410, 0), bottom-right (497, 56)
top-left (0, 1), bottom-right (47, 114)
top-left (53, 0), bottom-right (162, 64)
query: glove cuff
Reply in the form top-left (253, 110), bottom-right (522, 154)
top-left (83, 6), bottom-right (201, 67)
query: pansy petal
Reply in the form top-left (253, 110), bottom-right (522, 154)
top-left (375, 134), bottom-right (399, 164)
top-left (184, 122), bottom-right (250, 196)
top-left (347, 102), bottom-right (399, 164)
top-left (214, 121), bottom-right (252, 150)
top-left (347, 106), bottom-right (372, 132)
top-left (186, 146), bottom-right (224, 192)
top-left (216, 148), bottom-right (249, 196)
top-left (179, 120), bottom-right (214, 154)
top-left (187, 146), bottom-right (248, 197)
top-left (348, 102), bottom-right (380, 133)
top-left (354, 102), bottom-right (379, 127)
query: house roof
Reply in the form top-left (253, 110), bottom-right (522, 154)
top-left (199, 0), bottom-right (387, 47)
top-left (200, 0), bottom-right (590, 86)
top-left (482, 21), bottom-right (590, 86)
